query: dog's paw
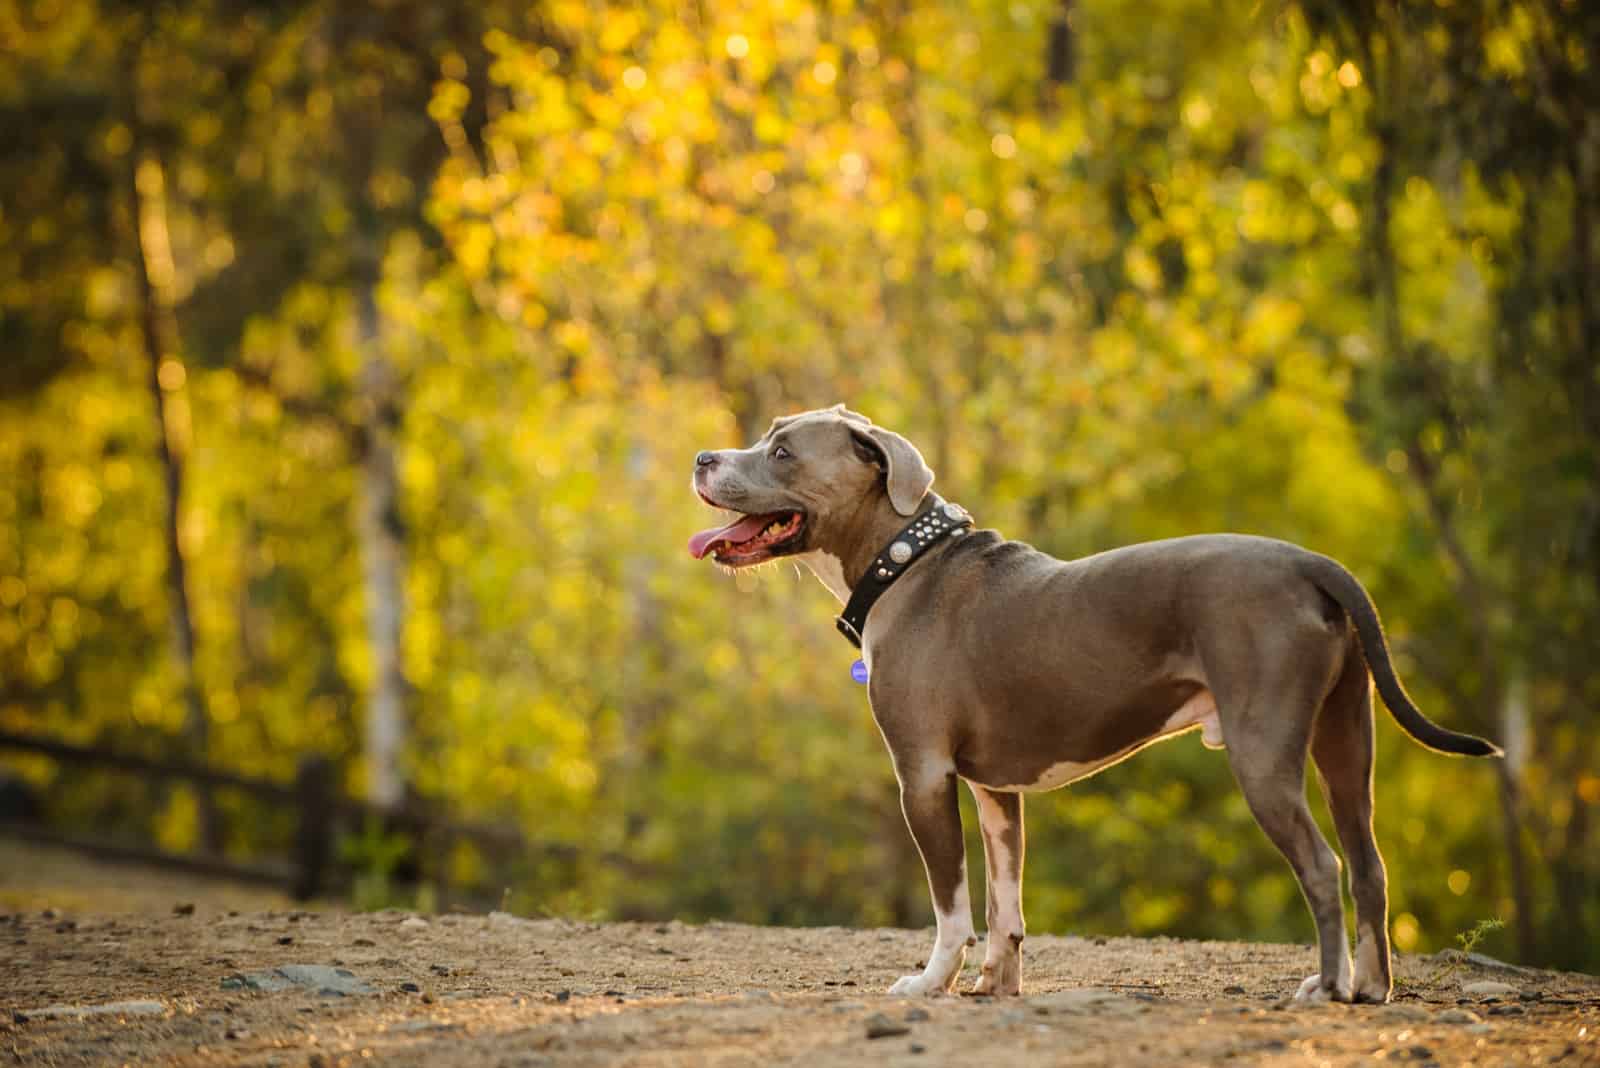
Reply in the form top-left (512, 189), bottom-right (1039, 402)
top-left (968, 959), bottom-right (1021, 997)
top-left (968, 972), bottom-right (1019, 997)
top-left (1293, 973), bottom-right (1353, 1004)
top-left (888, 974), bottom-right (947, 997)
top-left (1351, 979), bottom-right (1392, 1004)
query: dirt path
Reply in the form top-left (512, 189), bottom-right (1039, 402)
top-left (2, 842), bottom-right (1596, 1066)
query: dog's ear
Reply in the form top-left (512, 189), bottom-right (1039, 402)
top-left (848, 424), bottom-right (934, 516)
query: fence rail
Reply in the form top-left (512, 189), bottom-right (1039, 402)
top-left (0, 727), bottom-right (577, 902)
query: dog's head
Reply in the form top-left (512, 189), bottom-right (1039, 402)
top-left (688, 404), bottom-right (934, 567)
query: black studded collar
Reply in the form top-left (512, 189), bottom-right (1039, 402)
top-left (835, 495), bottom-right (974, 649)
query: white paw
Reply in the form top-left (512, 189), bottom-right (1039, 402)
top-left (888, 974), bottom-right (945, 997)
top-left (1294, 974), bottom-right (1330, 1002)
top-left (1294, 973), bottom-right (1352, 1003)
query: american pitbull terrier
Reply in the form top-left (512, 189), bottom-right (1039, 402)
top-left (688, 405), bottom-right (1500, 1003)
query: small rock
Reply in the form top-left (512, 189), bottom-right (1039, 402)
top-left (654, 924), bottom-right (670, 934)
top-left (23, 1000), bottom-right (166, 1020)
top-left (1436, 1008), bottom-right (1482, 1024)
top-left (904, 1007), bottom-right (931, 1022)
top-left (220, 965), bottom-right (375, 996)
top-left (399, 916), bottom-right (429, 930)
top-left (1462, 980), bottom-right (1516, 999)
top-left (1466, 1023), bottom-right (1493, 1035)
top-left (391, 1020), bottom-right (462, 1035)
top-left (399, 982), bottom-right (421, 993)
top-left (225, 1029), bottom-right (248, 1040)
top-left (352, 938), bottom-right (376, 947)
top-left (1376, 1004), bottom-right (1430, 1022)
top-left (909, 1042), bottom-right (926, 1054)
top-left (430, 964), bottom-right (452, 976)
top-left (1486, 1003), bottom-right (1524, 1016)
top-left (1029, 989), bottom-right (1141, 1017)
top-left (1461, 951), bottom-right (1533, 974)
top-left (421, 992), bottom-right (435, 1004)
top-left (554, 990), bottom-right (571, 1003)
top-left (276, 936), bottom-right (294, 945)
top-left (173, 903), bottom-right (195, 916)
top-left (1223, 985), bottom-right (1246, 995)
top-left (864, 1012), bottom-right (911, 1039)
top-left (1404, 1045), bottom-right (1433, 1061)
top-left (1518, 989), bottom-right (1543, 1002)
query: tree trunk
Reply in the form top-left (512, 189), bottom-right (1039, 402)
top-left (128, 144), bottom-right (223, 854)
top-left (355, 280), bottom-right (410, 810)
top-left (1044, 0), bottom-right (1076, 99)
top-left (1367, 96), bottom-right (1535, 959)
top-left (1496, 675), bottom-right (1536, 961)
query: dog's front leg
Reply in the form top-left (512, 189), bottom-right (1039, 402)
top-left (969, 784), bottom-right (1024, 995)
top-left (888, 763), bottom-right (975, 996)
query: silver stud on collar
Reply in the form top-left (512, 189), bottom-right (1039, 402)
top-left (889, 541), bottom-right (913, 564)
top-left (943, 502), bottom-right (969, 522)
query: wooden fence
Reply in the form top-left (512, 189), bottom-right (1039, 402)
top-left (0, 727), bottom-right (595, 903)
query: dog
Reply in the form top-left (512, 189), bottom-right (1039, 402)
top-left (688, 405), bottom-right (1499, 1002)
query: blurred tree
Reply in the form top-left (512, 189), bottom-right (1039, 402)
top-left (1301, 0), bottom-right (1599, 967)
top-left (125, 65), bottom-right (223, 853)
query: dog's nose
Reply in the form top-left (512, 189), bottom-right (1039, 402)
top-left (695, 451), bottom-right (719, 468)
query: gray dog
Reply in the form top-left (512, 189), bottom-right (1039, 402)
top-left (688, 405), bottom-right (1499, 1003)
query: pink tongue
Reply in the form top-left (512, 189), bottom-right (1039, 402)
top-left (688, 514), bottom-right (775, 559)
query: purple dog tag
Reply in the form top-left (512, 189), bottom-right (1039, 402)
top-left (850, 659), bottom-right (869, 684)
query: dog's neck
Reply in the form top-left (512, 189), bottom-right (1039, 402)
top-left (800, 494), bottom-right (934, 605)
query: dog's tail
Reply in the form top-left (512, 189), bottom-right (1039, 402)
top-left (1300, 553), bottom-right (1502, 758)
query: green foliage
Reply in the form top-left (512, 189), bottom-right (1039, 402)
top-left (1429, 916), bottom-right (1507, 987)
top-left (338, 818), bottom-right (416, 913)
top-left (1457, 917), bottom-right (1507, 957)
top-left (1, 0), bottom-right (1595, 970)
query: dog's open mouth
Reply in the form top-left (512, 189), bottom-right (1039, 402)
top-left (687, 510), bottom-right (806, 565)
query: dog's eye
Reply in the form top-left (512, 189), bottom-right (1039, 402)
top-left (772, 445), bottom-right (792, 460)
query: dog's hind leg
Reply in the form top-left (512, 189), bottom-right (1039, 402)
top-left (968, 784), bottom-right (1024, 995)
top-left (888, 761), bottom-right (975, 996)
top-left (1312, 647), bottom-right (1392, 1003)
top-left (1213, 635), bottom-right (1352, 1002)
